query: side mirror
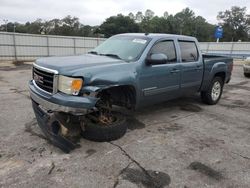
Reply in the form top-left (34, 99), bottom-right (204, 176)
top-left (146, 53), bottom-right (168, 65)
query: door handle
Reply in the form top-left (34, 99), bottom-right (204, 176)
top-left (195, 66), bottom-right (202, 71)
top-left (170, 69), bottom-right (180, 74)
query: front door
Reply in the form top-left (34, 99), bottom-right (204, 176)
top-left (138, 40), bottom-right (181, 106)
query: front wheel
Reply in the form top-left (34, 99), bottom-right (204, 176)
top-left (201, 77), bottom-right (224, 105)
top-left (82, 111), bottom-right (127, 142)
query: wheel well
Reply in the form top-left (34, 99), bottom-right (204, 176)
top-left (214, 72), bottom-right (226, 83)
top-left (98, 85), bottom-right (136, 109)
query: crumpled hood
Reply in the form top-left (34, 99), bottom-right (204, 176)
top-left (35, 54), bottom-right (127, 75)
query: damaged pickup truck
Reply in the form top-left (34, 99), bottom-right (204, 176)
top-left (29, 33), bottom-right (233, 153)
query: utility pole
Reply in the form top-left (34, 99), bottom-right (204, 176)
top-left (3, 19), bottom-right (8, 32)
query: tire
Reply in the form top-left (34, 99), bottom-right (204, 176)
top-left (201, 77), bottom-right (224, 105)
top-left (82, 111), bottom-right (127, 142)
top-left (244, 73), bottom-right (250, 78)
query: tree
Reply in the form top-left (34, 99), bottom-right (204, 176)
top-left (174, 8), bottom-right (195, 35)
top-left (163, 11), bottom-right (169, 19)
top-left (140, 16), bottom-right (169, 33)
top-left (59, 15), bottom-right (80, 36)
top-left (135, 11), bottom-right (144, 23)
top-left (193, 16), bottom-right (214, 41)
top-left (145, 9), bottom-right (154, 20)
top-left (128, 12), bottom-right (135, 20)
top-left (217, 6), bottom-right (250, 41)
top-left (25, 19), bottom-right (45, 34)
top-left (99, 14), bottom-right (139, 37)
top-left (46, 19), bottom-right (62, 35)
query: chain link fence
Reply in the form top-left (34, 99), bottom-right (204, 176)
top-left (0, 32), bottom-right (105, 61)
top-left (200, 42), bottom-right (250, 58)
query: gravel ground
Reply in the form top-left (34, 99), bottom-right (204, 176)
top-left (0, 61), bottom-right (250, 188)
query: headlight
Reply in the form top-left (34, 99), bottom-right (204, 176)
top-left (58, 75), bottom-right (83, 95)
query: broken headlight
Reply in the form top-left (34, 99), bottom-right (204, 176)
top-left (58, 75), bottom-right (83, 95)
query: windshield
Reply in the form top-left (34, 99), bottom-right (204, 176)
top-left (91, 35), bottom-right (150, 62)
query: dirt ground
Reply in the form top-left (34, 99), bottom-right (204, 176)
top-left (0, 61), bottom-right (250, 188)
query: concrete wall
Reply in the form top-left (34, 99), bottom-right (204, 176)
top-left (1, 32), bottom-right (250, 61)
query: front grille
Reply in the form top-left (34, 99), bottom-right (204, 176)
top-left (33, 66), bottom-right (55, 93)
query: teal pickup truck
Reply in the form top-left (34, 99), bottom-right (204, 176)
top-left (29, 33), bottom-right (233, 152)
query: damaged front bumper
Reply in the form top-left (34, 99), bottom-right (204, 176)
top-left (29, 80), bottom-right (98, 114)
top-left (32, 101), bottom-right (77, 153)
top-left (29, 80), bottom-right (98, 153)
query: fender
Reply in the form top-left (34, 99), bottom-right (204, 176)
top-left (82, 66), bottom-right (139, 101)
top-left (201, 62), bottom-right (227, 91)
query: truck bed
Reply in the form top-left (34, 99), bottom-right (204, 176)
top-left (202, 54), bottom-right (233, 63)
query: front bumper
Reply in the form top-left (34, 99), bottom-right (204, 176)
top-left (243, 64), bottom-right (250, 73)
top-left (32, 101), bottom-right (77, 153)
top-left (29, 80), bottom-right (98, 114)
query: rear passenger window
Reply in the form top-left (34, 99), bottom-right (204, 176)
top-left (150, 41), bottom-right (177, 62)
top-left (179, 41), bottom-right (199, 62)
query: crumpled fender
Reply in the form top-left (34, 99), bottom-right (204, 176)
top-left (82, 85), bottom-right (119, 93)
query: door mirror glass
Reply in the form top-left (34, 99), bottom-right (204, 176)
top-left (146, 53), bottom-right (168, 65)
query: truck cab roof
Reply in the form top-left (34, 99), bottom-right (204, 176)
top-left (116, 33), bottom-right (197, 41)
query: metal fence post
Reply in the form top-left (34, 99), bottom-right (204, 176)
top-left (13, 33), bottom-right (17, 62)
top-left (230, 42), bottom-right (235, 57)
top-left (97, 37), bottom-right (99, 46)
top-left (73, 38), bottom-right (76, 55)
top-left (207, 42), bottom-right (210, 53)
top-left (83, 37), bottom-right (85, 53)
top-left (46, 36), bottom-right (50, 57)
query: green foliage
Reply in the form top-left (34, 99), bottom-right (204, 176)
top-left (217, 6), bottom-right (250, 41)
top-left (0, 6), bottom-right (249, 41)
top-left (135, 8), bottom-right (215, 41)
top-left (99, 14), bottom-right (139, 37)
top-left (0, 15), bottom-right (100, 37)
top-left (135, 11), bottom-right (144, 23)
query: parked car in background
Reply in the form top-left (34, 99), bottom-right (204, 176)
top-left (243, 57), bottom-right (250, 77)
top-left (29, 33), bottom-right (233, 152)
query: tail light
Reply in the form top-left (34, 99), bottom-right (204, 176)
top-left (228, 62), bottom-right (233, 73)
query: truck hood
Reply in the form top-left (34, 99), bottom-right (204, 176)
top-left (35, 54), bottom-right (127, 74)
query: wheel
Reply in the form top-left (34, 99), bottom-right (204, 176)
top-left (244, 73), bottom-right (250, 77)
top-left (82, 111), bottom-right (127, 142)
top-left (201, 77), bottom-right (223, 105)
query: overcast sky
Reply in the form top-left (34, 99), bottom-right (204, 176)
top-left (0, 0), bottom-right (249, 25)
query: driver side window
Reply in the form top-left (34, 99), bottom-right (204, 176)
top-left (150, 41), bottom-right (177, 63)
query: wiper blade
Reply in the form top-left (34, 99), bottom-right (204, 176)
top-left (88, 51), bottom-right (99, 55)
top-left (100, 53), bottom-right (121, 60)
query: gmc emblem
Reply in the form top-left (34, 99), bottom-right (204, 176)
top-left (34, 73), bottom-right (44, 84)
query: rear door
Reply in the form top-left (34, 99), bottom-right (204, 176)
top-left (178, 40), bottom-right (203, 93)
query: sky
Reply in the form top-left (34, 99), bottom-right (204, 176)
top-left (0, 0), bottom-right (249, 25)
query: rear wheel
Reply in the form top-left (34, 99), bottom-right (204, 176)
top-left (201, 77), bottom-right (224, 105)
